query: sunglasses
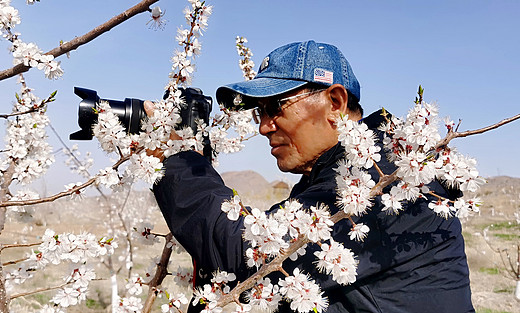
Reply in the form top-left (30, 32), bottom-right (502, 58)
top-left (251, 89), bottom-right (326, 124)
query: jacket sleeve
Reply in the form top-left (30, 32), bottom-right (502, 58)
top-left (152, 151), bottom-right (249, 278)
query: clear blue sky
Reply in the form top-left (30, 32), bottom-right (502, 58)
top-left (1, 0), bottom-right (519, 194)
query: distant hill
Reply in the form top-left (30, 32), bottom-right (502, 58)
top-left (221, 170), bottom-right (272, 196)
top-left (221, 170), bottom-right (291, 210)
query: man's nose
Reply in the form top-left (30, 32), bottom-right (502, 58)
top-left (259, 115), bottom-right (277, 136)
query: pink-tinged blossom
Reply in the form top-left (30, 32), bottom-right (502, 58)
top-left (51, 286), bottom-right (82, 307)
top-left (244, 208), bottom-right (289, 256)
top-left (4, 86), bottom-right (54, 184)
top-left (454, 197), bottom-right (482, 218)
top-left (299, 204), bottom-right (333, 243)
top-left (132, 222), bottom-right (160, 245)
top-left (235, 36), bottom-right (257, 80)
top-left (211, 270), bottom-right (236, 285)
top-left (221, 195), bottom-right (243, 220)
top-left (278, 268), bottom-right (328, 313)
top-left (173, 266), bottom-right (194, 287)
top-left (126, 153), bottom-right (164, 184)
top-left (314, 239), bottom-right (358, 285)
top-left (245, 247), bottom-right (264, 268)
top-left (125, 274), bottom-right (144, 296)
top-left (209, 127), bottom-right (245, 154)
top-left (434, 148), bottom-right (485, 193)
top-left (147, 6), bottom-right (167, 30)
top-left (246, 278), bottom-right (282, 312)
top-left (336, 115), bottom-right (381, 169)
top-left (395, 151), bottom-right (436, 186)
top-left (93, 101), bottom-right (131, 154)
top-left (428, 199), bottom-right (453, 219)
top-left (115, 296), bottom-right (143, 313)
top-left (192, 284), bottom-right (221, 313)
top-left (348, 223), bottom-right (370, 242)
top-left (0, 5), bottom-right (21, 29)
top-left (162, 292), bottom-right (189, 312)
top-left (65, 265), bottom-right (96, 289)
top-left (95, 167), bottom-right (120, 188)
top-left (380, 186), bottom-right (404, 214)
top-left (335, 164), bottom-right (375, 216)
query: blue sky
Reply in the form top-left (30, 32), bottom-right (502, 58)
top-left (1, 0), bottom-right (519, 193)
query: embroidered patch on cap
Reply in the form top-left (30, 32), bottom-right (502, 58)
top-left (314, 68), bottom-right (333, 84)
top-left (260, 56), bottom-right (269, 72)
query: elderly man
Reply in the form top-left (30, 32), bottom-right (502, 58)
top-left (151, 41), bottom-right (475, 312)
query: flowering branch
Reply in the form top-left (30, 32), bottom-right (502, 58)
top-left (0, 149), bottom-right (139, 208)
top-left (0, 0), bottom-right (159, 81)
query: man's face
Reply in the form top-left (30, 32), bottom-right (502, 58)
top-left (257, 87), bottom-right (340, 175)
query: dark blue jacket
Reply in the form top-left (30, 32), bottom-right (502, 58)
top-left (153, 110), bottom-right (475, 313)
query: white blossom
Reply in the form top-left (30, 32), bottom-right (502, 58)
top-left (278, 268), bottom-right (328, 313)
top-left (348, 223), bottom-right (370, 242)
top-left (314, 239), bottom-right (358, 285)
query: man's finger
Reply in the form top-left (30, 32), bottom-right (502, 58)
top-left (144, 100), bottom-right (155, 116)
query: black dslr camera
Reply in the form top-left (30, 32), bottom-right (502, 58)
top-left (70, 87), bottom-right (213, 159)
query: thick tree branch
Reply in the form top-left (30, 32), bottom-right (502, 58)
top-left (142, 233), bottom-right (174, 313)
top-left (0, 0), bottom-right (159, 82)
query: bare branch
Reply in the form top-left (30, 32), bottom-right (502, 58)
top-left (0, 0), bottom-right (159, 82)
top-left (0, 242), bottom-right (41, 253)
top-left (435, 113), bottom-right (520, 150)
top-left (2, 257), bottom-right (30, 267)
top-left (9, 278), bottom-right (105, 300)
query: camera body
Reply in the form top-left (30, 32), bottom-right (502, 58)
top-left (70, 87), bottom-right (213, 159)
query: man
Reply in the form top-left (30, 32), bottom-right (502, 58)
top-left (151, 40), bottom-right (474, 312)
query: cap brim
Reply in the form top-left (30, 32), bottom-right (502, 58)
top-left (216, 77), bottom-right (307, 110)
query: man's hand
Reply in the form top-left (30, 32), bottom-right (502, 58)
top-left (143, 100), bottom-right (204, 161)
top-left (143, 100), bottom-right (182, 162)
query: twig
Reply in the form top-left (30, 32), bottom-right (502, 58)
top-left (435, 113), bottom-right (520, 150)
top-left (0, 0), bottom-right (159, 82)
top-left (9, 278), bottom-right (105, 300)
top-left (2, 257), bottom-right (29, 267)
top-left (0, 242), bottom-right (41, 252)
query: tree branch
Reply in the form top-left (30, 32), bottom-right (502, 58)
top-left (435, 113), bottom-right (520, 150)
top-left (0, 150), bottom-right (138, 208)
top-left (142, 233), bottom-right (174, 313)
top-left (0, 0), bottom-right (159, 82)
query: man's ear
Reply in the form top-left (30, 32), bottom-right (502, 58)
top-left (325, 84), bottom-right (349, 123)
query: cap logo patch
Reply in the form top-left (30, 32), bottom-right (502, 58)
top-left (260, 56), bottom-right (269, 72)
top-left (314, 68), bottom-right (333, 84)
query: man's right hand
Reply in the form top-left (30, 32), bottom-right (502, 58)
top-left (143, 100), bottom-right (182, 162)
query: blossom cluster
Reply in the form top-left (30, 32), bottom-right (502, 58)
top-left (235, 36), bottom-right (257, 80)
top-left (1, 83), bottom-right (55, 185)
top-left (219, 198), bottom-right (359, 312)
top-left (379, 102), bottom-right (484, 217)
top-left (5, 229), bottom-right (116, 309)
top-left (1, 0), bottom-right (63, 79)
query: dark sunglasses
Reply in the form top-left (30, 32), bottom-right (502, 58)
top-left (251, 89), bottom-right (326, 124)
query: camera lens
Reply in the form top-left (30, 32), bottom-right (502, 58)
top-left (69, 87), bottom-right (145, 140)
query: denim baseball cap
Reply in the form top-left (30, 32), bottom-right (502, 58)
top-left (216, 40), bottom-right (360, 109)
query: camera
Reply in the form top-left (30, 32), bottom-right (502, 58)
top-left (70, 86), bottom-right (213, 158)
